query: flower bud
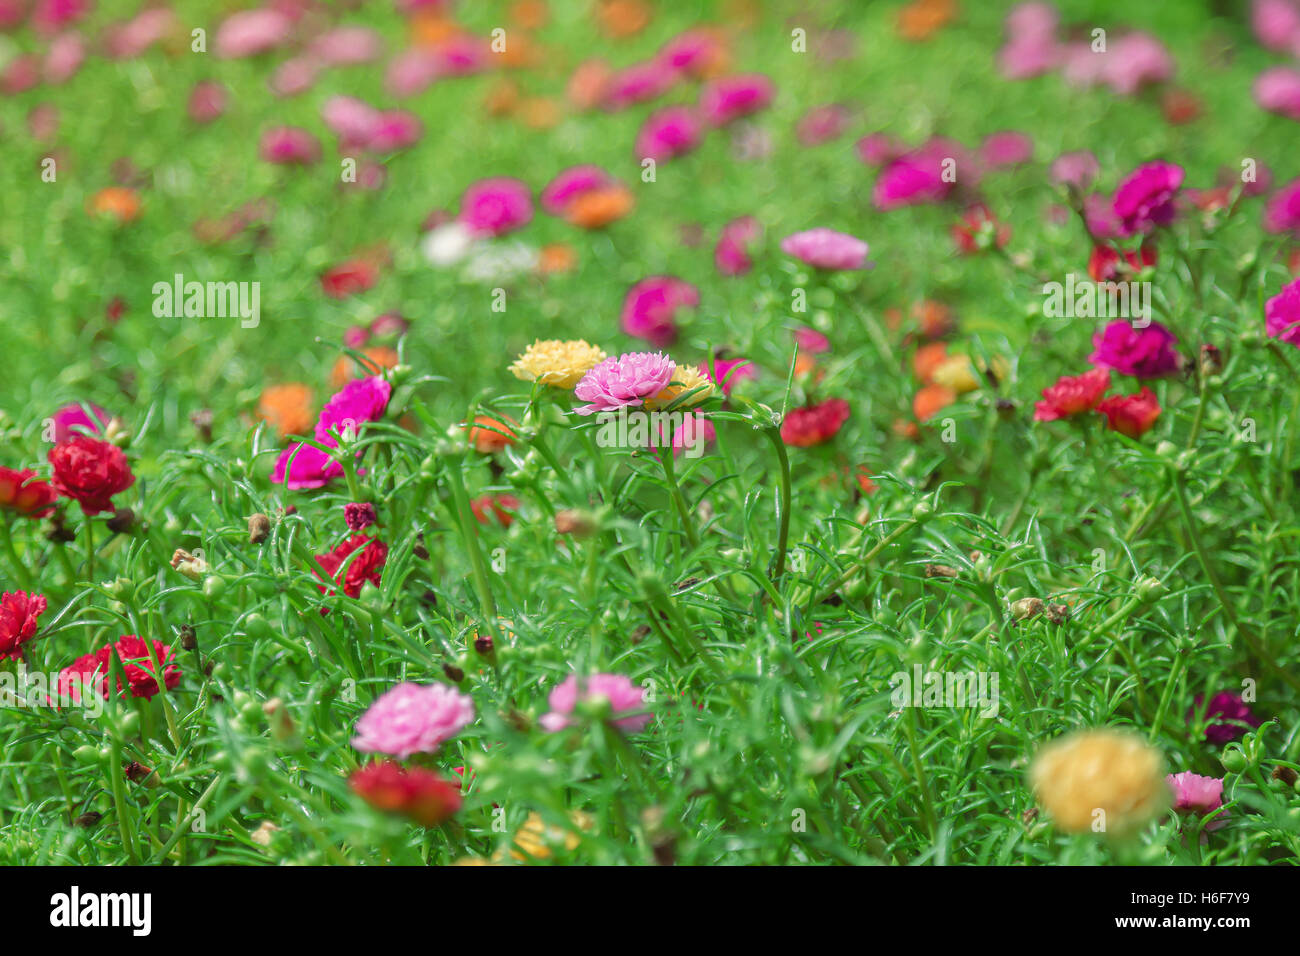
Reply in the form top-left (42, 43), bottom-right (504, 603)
top-left (554, 508), bottom-right (599, 538)
top-left (1011, 597), bottom-right (1044, 621)
top-left (247, 513), bottom-right (271, 544)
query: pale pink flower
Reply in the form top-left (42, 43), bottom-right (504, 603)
top-left (1049, 150), bottom-right (1099, 189)
top-left (781, 228), bottom-right (869, 270)
top-left (796, 103), bottom-right (851, 146)
top-left (259, 126), bottom-right (321, 165)
top-left (310, 26), bottom-right (383, 66)
top-left (188, 81), bottom-right (227, 123)
top-left (44, 32), bottom-right (86, 84)
top-left (539, 674), bottom-right (650, 733)
top-left (353, 682), bottom-right (475, 759)
top-left (1254, 66), bottom-right (1300, 120)
top-left (268, 56), bottom-right (320, 98)
top-left (1252, 0), bottom-right (1300, 52)
top-left (981, 131), bottom-right (1033, 168)
top-left (573, 352), bottom-right (676, 416)
top-left (793, 327), bottom-right (831, 353)
top-left (1167, 772), bottom-right (1227, 830)
top-left (714, 215), bottom-right (762, 276)
top-left (602, 60), bottom-right (675, 110)
top-left (385, 48), bottom-right (441, 97)
top-left (214, 8), bottom-right (291, 59)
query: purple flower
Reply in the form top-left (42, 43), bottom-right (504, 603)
top-left (1113, 161), bottom-right (1184, 236)
top-left (780, 228), bottom-right (869, 270)
top-left (1189, 692), bottom-right (1261, 744)
top-left (1090, 321), bottom-right (1181, 378)
top-left (620, 276), bottom-right (699, 346)
top-left (344, 502), bottom-right (377, 532)
top-left (1265, 277), bottom-right (1300, 348)
top-left (573, 352), bottom-right (676, 416)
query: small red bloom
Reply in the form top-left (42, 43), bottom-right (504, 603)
top-left (47, 436), bottom-right (135, 515)
top-left (1033, 368), bottom-right (1111, 422)
top-left (0, 467), bottom-right (58, 518)
top-left (951, 203), bottom-right (1010, 255)
top-left (349, 760), bottom-right (462, 827)
top-left (57, 635), bottom-right (181, 702)
top-left (0, 591), bottom-right (47, 661)
top-left (470, 493), bottom-right (520, 527)
top-left (1088, 242), bottom-right (1156, 282)
top-left (320, 259), bottom-right (379, 299)
top-left (314, 534), bottom-right (388, 599)
top-left (1096, 387), bottom-right (1161, 438)
top-left (781, 399), bottom-right (850, 447)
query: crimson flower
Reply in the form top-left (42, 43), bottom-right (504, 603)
top-left (48, 436), bottom-right (135, 515)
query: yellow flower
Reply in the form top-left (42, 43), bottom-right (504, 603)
top-left (501, 810), bottom-right (594, 862)
top-left (1030, 728), bottom-right (1170, 837)
top-left (509, 339), bottom-right (607, 389)
top-left (647, 363), bottom-right (713, 409)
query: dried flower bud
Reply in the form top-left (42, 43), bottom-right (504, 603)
top-left (554, 508), bottom-right (598, 538)
top-left (1011, 597), bottom-right (1044, 621)
top-left (124, 761), bottom-right (160, 788)
top-left (443, 662), bottom-right (465, 683)
top-left (630, 624), bottom-right (651, 645)
top-left (251, 821), bottom-right (280, 847)
top-left (179, 624), bottom-right (198, 651)
top-left (248, 513), bottom-right (271, 544)
top-left (190, 408), bottom-right (214, 442)
top-left (473, 633), bottom-right (495, 657)
top-left (1272, 766), bottom-right (1299, 787)
top-left (924, 563), bottom-right (960, 579)
top-left (1046, 603), bottom-right (1071, 625)
top-left (344, 501), bottom-right (377, 533)
top-left (1198, 344), bottom-right (1223, 378)
top-left (170, 548), bottom-right (208, 580)
top-left (74, 811), bottom-right (103, 828)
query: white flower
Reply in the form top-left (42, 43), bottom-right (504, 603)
top-left (420, 221), bottom-right (478, 267)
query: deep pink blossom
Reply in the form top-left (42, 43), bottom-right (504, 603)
top-left (699, 73), bottom-right (773, 126)
top-left (1189, 692), bottom-right (1261, 744)
top-left (541, 165), bottom-right (613, 215)
top-left (620, 276), bottom-right (699, 346)
top-left (259, 126), bottom-right (321, 165)
top-left (1113, 161), bottom-right (1184, 235)
top-left (714, 215), bottom-right (762, 276)
top-left (1167, 772), bottom-right (1227, 829)
top-left (458, 177), bottom-right (533, 237)
top-left (1255, 67), bottom-right (1300, 120)
top-left (636, 106), bottom-right (703, 162)
top-left (1090, 321), bottom-right (1180, 378)
top-left (1265, 277), bottom-right (1300, 348)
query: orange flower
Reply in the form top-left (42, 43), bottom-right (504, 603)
top-left (484, 79), bottom-right (521, 117)
top-left (411, 12), bottom-right (460, 46)
top-left (913, 384), bottom-right (956, 422)
top-left (597, 0), bottom-right (651, 38)
top-left (538, 243), bottom-right (577, 274)
top-left (501, 33), bottom-right (541, 69)
top-left (466, 414), bottom-right (518, 454)
top-left (913, 299), bottom-right (955, 339)
top-left (565, 184), bottom-right (634, 229)
top-left (520, 97), bottom-right (561, 129)
top-left (912, 342), bottom-right (949, 385)
top-left (87, 187), bottom-right (141, 223)
top-left (793, 353), bottom-right (819, 380)
top-left (510, 0), bottom-right (549, 30)
top-left (330, 346), bottom-right (399, 389)
top-left (897, 0), bottom-right (956, 41)
top-left (258, 384), bottom-right (315, 438)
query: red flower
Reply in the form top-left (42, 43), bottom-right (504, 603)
top-left (320, 259), bottom-right (378, 299)
top-left (951, 203), bottom-right (1010, 255)
top-left (0, 467), bottom-right (58, 518)
top-left (0, 591), bottom-right (47, 661)
top-left (1033, 368), bottom-right (1111, 422)
top-left (349, 760), bottom-right (462, 827)
top-left (57, 635), bottom-right (181, 702)
top-left (1088, 242), bottom-right (1156, 282)
top-left (1096, 387), bottom-right (1161, 438)
top-left (781, 399), bottom-right (850, 447)
top-left (314, 534), bottom-right (388, 599)
top-left (470, 493), bottom-right (519, 527)
top-left (47, 436), bottom-right (135, 515)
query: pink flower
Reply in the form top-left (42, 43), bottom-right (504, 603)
top-left (620, 276), bottom-right (699, 346)
top-left (352, 682), bottom-right (475, 759)
top-left (1083, 192), bottom-right (1124, 239)
top-left (322, 95), bottom-right (380, 146)
top-left (1189, 692), bottom-right (1261, 744)
top-left (459, 177), bottom-right (533, 237)
top-left (540, 165), bottom-right (613, 215)
top-left (1265, 277), bottom-right (1300, 348)
top-left (1113, 161), bottom-right (1184, 235)
top-left (796, 103), bottom-right (851, 146)
top-left (316, 376), bottom-right (392, 442)
top-left (214, 8), bottom-right (291, 59)
top-left (309, 26), bottom-right (383, 66)
top-left (259, 127), bottom-right (321, 165)
top-left (602, 60), bottom-right (675, 110)
top-left (271, 442), bottom-right (342, 490)
top-left (44, 32), bottom-right (86, 84)
top-left (1252, 0), bottom-right (1300, 53)
top-left (1167, 772), bottom-right (1227, 829)
top-left (636, 106), bottom-right (704, 163)
top-left (573, 352), bottom-right (676, 416)
top-left (539, 674), bottom-right (650, 733)
top-left (699, 73), bottom-right (774, 126)
top-left (657, 29), bottom-right (724, 77)
top-left (385, 48), bottom-right (440, 97)
top-left (31, 0), bottom-right (90, 34)
top-left (1255, 67), bottom-right (1300, 120)
top-left (102, 7), bottom-right (174, 59)
top-left (714, 215), bottom-right (762, 276)
top-left (874, 155), bottom-right (954, 210)
top-left (51, 402), bottom-right (111, 443)
top-left (997, 2), bottom-right (1059, 79)
top-left (794, 327), bottom-right (831, 354)
top-left (1090, 320), bottom-right (1180, 378)
top-left (1102, 32), bottom-right (1174, 96)
top-left (701, 357), bottom-right (757, 394)
top-left (1049, 150), bottom-right (1099, 190)
top-left (780, 228), bottom-right (869, 270)
top-left (268, 56), bottom-right (320, 98)
top-left (188, 81), bottom-right (227, 123)
top-left (855, 132), bottom-right (905, 167)
top-left (981, 131), bottom-right (1033, 168)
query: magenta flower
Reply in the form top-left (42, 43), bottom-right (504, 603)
top-left (602, 60), bottom-right (675, 111)
top-left (620, 276), bottom-right (699, 346)
top-left (714, 215), bottom-right (762, 276)
top-left (796, 103), bottom-right (851, 147)
top-left (1189, 692), bottom-right (1261, 744)
top-left (1090, 321), bottom-right (1181, 378)
top-left (540, 165), bottom-right (613, 215)
top-left (259, 127), bottom-right (321, 166)
top-left (1167, 772), bottom-right (1227, 829)
top-left (214, 8), bottom-right (292, 59)
top-left (981, 131), bottom-right (1033, 168)
top-left (657, 29), bottom-right (724, 77)
top-left (51, 402), bottom-right (111, 443)
top-left (573, 352), bottom-right (676, 416)
top-left (855, 132), bottom-right (905, 167)
top-left (780, 228), bottom-right (870, 271)
top-left (793, 327), bottom-right (831, 353)
top-left (1264, 179), bottom-right (1300, 239)
top-left (1113, 161), bottom-right (1184, 236)
top-left (272, 443), bottom-right (342, 490)
top-left (701, 357), bottom-right (757, 394)
top-left (635, 106), bottom-right (704, 162)
top-left (1265, 278), bottom-right (1300, 348)
top-left (187, 81), bottom-right (227, 123)
top-left (874, 156), bottom-right (954, 210)
top-left (458, 177), bottom-right (533, 237)
top-left (352, 682), bottom-right (475, 759)
top-left (699, 73), bottom-right (774, 126)
top-left (539, 674), bottom-right (650, 733)
top-left (316, 376), bottom-right (393, 442)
